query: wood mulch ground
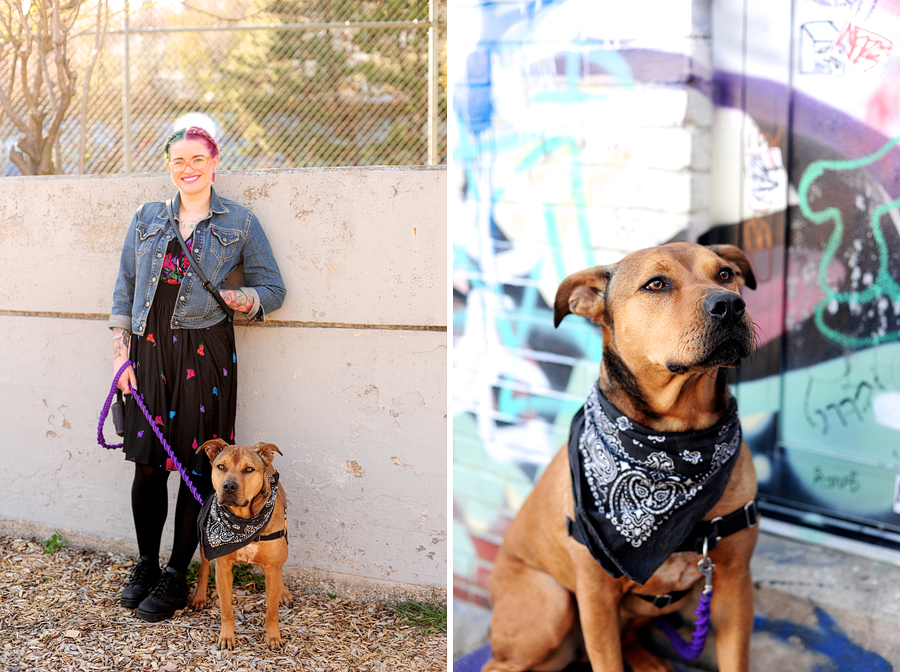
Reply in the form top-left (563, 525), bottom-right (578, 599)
top-left (0, 535), bottom-right (447, 672)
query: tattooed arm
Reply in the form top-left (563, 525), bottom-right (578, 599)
top-left (219, 289), bottom-right (254, 313)
top-left (113, 328), bottom-right (137, 394)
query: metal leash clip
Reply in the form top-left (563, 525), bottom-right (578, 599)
top-left (698, 535), bottom-right (715, 596)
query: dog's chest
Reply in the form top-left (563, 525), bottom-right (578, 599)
top-left (641, 552), bottom-right (702, 593)
top-left (233, 542), bottom-right (263, 564)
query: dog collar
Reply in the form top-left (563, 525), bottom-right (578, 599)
top-left (198, 473), bottom-right (283, 561)
top-left (567, 383), bottom-right (742, 584)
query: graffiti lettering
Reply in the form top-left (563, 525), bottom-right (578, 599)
top-left (832, 22), bottom-right (893, 74)
top-left (803, 376), bottom-right (884, 435)
top-left (813, 466), bottom-right (861, 493)
top-left (799, 21), bottom-right (845, 76)
top-left (745, 147), bottom-right (787, 212)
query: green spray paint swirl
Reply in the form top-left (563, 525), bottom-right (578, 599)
top-left (798, 137), bottom-right (900, 347)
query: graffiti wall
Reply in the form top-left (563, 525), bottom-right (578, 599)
top-left (452, 0), bottom-right (900, 610)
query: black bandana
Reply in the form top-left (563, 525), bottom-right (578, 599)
top-left (198, 473), bottom-right (280, 561)
top-left (568, 383), bottom-right (742, 584)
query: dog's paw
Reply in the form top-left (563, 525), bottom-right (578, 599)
top-left (279, 588), bottom-right (295, 607)
top-left (266, 630), bottom-right (283, 649)
top-left (217, 629), bottom-right (236, 650)
top-left (190, 594), bottom-right (207, 611)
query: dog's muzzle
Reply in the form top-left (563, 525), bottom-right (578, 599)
top-left (218, 479), bottom-right (246, 506)
top-left (703, 291), bottom-right (746, 325)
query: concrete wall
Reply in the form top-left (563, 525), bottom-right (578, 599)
top-left (0, 166), bottom-right (447, 590)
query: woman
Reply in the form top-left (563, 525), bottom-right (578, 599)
top-left (109, 126), bottom-right (286, 622)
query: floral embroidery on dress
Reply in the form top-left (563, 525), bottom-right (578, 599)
top-left (161, 238), bottom-right (192, 284)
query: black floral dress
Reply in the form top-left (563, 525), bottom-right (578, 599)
top-left (123, 235), bottom-right (237, 482)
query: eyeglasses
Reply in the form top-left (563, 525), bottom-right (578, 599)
top-left (167, 155), bottom-right (211, 173)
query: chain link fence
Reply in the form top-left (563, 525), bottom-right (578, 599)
top-left (1, 0), bottom-right (446, 175)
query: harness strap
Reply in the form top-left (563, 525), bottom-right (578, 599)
top-left (635, 589), bottom-right (693, 609)
top-left (632, 499), bottom-right (758, 607)
top-left (675, 499), bottom-right (759, 555)
top-left (254, 529), bottom-right (287, 544)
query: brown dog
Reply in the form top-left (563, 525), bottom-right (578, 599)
top-left (191, 439), bottom-right (293, 649)
top-left (483, 243), bottom-right (760, 672)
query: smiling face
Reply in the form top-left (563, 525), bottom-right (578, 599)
top-left (167, 137), bottom-right (219, 197)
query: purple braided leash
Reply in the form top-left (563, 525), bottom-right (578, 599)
top-left (654, 588), bottom-right (714, 660)
top-left (97, 360), bottom-right (204, 505)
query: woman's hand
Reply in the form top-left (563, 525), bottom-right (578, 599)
top-left (219, 289), bottom-right (253, 313)
top-left (112, 328), bottom-right (137, 394)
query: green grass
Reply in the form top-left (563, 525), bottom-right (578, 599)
top-left (186, 561), bottom-right (266, 590)
top-left (390, 592), bottom-right (447, 634)
top-left (41, 532), bottom-right (66, 554)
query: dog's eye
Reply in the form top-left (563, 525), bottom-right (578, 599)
top-left (244, 467), bottom-right (254, 473)
top-left (643, 278), bottom-right (666, 291)
top-left (718, 268), bottom-right (734, 282)
top-left (216, 464), bottom-right (225, 471)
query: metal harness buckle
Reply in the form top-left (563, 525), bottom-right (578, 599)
top-left (709, 516), bottom-right (723, 542)
top-left (744, 500), bottom-right (759, 529)
top-left (651, 594), bottom-right (674, 609)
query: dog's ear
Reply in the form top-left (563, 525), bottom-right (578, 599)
top-left (707, 244), bottom-right (757, 290)
top-left (253, 442), bottom-right (283, 467)
top-left (554, 265), bottom-right (615, 327)
top-left (200, 437), bottom-right (229, 461)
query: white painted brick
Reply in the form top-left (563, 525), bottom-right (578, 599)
top-left (492, 164), bottom-right (695, 213)
top-left (578, 128), bottom-right (694, 171)
top-left (686, 87), bottom-right (714, 127)
top-left (492, 202), bottom-right (697, 251)
top-left (692, 0), bottom-right (712, 37)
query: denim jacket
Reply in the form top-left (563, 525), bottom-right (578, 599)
top-left (109, 187), bottom-right (286, 335)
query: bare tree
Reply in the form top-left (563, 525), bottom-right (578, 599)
top-left (0, 0), bottom-right (109, 175)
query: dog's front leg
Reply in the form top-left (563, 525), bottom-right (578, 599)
top-left (214, 556), bottom-right (237, 649)
top-left (190, 550), bottom-right (210, 610)
top-left (261, 562), bottom-right (285, 649)
top-left (573, 552), bottom-right (628, 672)
top-left (709, 525), bottom-right (759, 672)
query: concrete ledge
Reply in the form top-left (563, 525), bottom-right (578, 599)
top-left (453, 531), bottom-right (900, 669)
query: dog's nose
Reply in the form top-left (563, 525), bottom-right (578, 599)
top-left (704, 292), bottom-right (746, 321)
top-left (222, 480), bottom-right (239, 494)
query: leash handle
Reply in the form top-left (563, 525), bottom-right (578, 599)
top-left (97, 360), bottom-right (133, 450)
top-left (97, 359), bottom-right (204, 505)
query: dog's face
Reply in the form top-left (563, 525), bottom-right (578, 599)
top-left (199, 439), bottom-right (282, 511)
top-left (554, 243), bottom-right (757, 376)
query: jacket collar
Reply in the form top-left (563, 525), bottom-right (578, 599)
top-left (156, 186), bottom-right (229, 222)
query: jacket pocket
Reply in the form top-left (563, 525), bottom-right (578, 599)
top-left (210, 227), bottom-right (242, 263)
top-left (135, 221), bottom-right (165, 260)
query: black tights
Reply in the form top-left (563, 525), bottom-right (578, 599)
top-left (131, 463), bottom-right (212, 574)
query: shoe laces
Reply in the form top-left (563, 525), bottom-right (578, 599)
top-left (147, 570), bottom-right (182, 599)
top-left (127, 559), bottom-right (157, 587)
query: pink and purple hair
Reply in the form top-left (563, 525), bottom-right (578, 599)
top-left (162, 125), bottom-right (219, 162)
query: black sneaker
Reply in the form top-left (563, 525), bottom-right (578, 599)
top-left (120, 558), bottom-right (161, 609)
top-left (135, 568), bottom-right (188, 622)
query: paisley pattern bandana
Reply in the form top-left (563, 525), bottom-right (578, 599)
top-left (567, 383), bottom-right (742, 584)
top-left (198, 473), bottom-right (280, 561)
